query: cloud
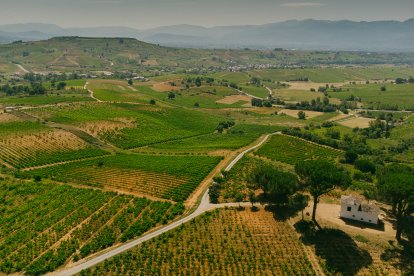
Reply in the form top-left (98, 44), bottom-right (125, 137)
top-left (281, 2), bottom-right (324, 8)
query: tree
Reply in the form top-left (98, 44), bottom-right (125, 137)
top-left (295, 160), bottom-right (351, 226)
top-left (290, 193), bottom-right (310, 220)
top-left (344, 150), bottom-right (358, 164)
top-left (250, 165), bottom-right (299, 206)
top-left (56, 82), bottom-right (66, 90)
top-left (377, 164), bottom-right (414, 242)
top-left (248, 190), bottom-right (257, 207)
top-left (149, 99), bottom-right (156, 105)
top-left (354, 159), bottom-right (376, 174)
top-left (128, 79), bottom-right (133, 86)
top-left (168, 92), bottom-right (175, 100)
top-left (298, 111), bottom-right (306, 120)
top-left (209, 182), bottom-right (221, 204)
top-left (380, 85), bottom-right (387, 92)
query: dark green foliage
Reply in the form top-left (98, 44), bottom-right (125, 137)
top-left (354, 159), bottom-right (376, 174)
top-left (377, 164), bottom-right (414, 242)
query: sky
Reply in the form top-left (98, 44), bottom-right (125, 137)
top-left (1, 0), bottom-right (413, 29)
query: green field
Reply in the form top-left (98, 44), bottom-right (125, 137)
top-left (329, 83), bottom-right (414, 110)
top-left (142, 124), bottom-right (284, 153)
top-left (0, 93), bottom-right (94, 105)
top-left (0, 179), bottom-right (184, 275)
top-left (254, 134), bottom-right (342, 165)
top-left (26, 103), bottom-right (225, 149)
top-left (29, 153), bottom-right (222, 201)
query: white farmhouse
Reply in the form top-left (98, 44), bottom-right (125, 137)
top-left (340, 195), bottom-right (380, 225)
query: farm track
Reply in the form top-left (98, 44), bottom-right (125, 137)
top-left (52, 133), bottom-right (277, 276)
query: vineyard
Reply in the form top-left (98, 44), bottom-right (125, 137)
top-left (254, 134), bottom-right (342, 165)
top-left (0, 179), bottom-right (184, 275)
top-left (26, 102), bottom-right (224, 149)
top-left (0, 121), bottom-right (108, 168)
top-left (80, 207), bottom-right (315, 275)
top-left (28, 154), bottom-right (222, 201)
top-left (146, 124), bottom-right (284, 153)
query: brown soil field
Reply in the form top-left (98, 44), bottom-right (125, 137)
top-left (0, 112), bottom-right (22, 123)
top-left (338, 117), bottom-right (375, 128)
top-left (216, 94), bottom-right (252, 105)
top-left (279, 108), bottom-right (324, 119)
top-left (152, 81), bottom-right (182, 92)
top-left (79, 118), bottom-right (135, 138)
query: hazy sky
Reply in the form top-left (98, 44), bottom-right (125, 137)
top-left (1, 0), bottom-right (413, 29)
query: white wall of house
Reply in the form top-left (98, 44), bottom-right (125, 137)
top-left (340, 203), bottom-right (379, 225)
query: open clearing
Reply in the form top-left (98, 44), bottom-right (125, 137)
top-left (278, 108), bottom-right (325, 119)
top-left (337, 116), bottom-right (375, 128)
top-left (216, 94), bottom-right (251, 105)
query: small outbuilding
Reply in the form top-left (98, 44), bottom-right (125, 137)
top-left (340, 195), bottom-right (380, 225)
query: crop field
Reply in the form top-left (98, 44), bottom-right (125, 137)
top-left (248, 67), bottom-right (414, 83)
top-left (26, 103), bottom-right (224, 149)
top-left (0, 93), bottom-right (94, 106)
top-left (142, 124), bottom-right (284, 153)
top-left (272, 89), bottom-right (325, 103)
top-left (329, 83), bottom-right (414, 110)
top-left (29, 154), bottom-right (222, 201)
top-left (87, 81), bottom-right (155, 103)
top-left (0, 121), bottom-right (108, 168)
top-left (0, 180), bottom-right (184, 275)
top-left (254, 134), bottom-right (342, 165)
top-left (80, 207), bottom-right (315, 275)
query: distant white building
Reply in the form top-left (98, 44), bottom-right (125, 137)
top-left (340, 195), bottom-right (380, 225)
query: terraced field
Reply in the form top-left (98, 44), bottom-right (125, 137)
top-left (0, 121), bottom-right (108, 168)
top-left (80, 208), bottom-right (316, 275)
top-left (0, 180), bottom-right (184, 275)
top-left (28, 154), bottom-right (222, 201)
top-left (254, 134), bottom-right (342, 165)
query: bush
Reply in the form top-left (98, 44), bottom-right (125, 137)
top-left (354, 159), bottom-right (376, 174)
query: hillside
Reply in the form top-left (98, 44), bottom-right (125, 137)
top-left (1, 37), bottom-right (414, 74)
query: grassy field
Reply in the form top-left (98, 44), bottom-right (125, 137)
top-left (329, 83), bottom-right (414, 110)
top-left (0, 179), bottom-right (184, 275)
top-left (0, 121), bottom-right (108, 168)
top-left (0, 93), bottom-right (94, 106)
top-left (80, 207), bottom-right (315, 275)
top-left (254, 134), bottom-right (342, 165)
top-left (28, 153), bottom-right (222, 202)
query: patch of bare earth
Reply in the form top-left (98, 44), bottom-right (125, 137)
top-left (0, 112), bottom-right (22, 123)
top-left (338, 117), bottom-right (375, 128)
top-left (152, 81), bottom-right (182, 92)
top-left (216, 94), bottom-right (252, 105)
top-left (279, 109), bottom-right (324, 119)
top-left (78, 118), bottom-right (135, 138)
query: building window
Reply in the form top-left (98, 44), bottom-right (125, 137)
top-left (369, 220), bottom-right (371, 222)
top-left (361, 218), bottom-right (364, 220)
top-left (352, 215), bottom-right (355, 217)
top-left (347, 206), bottom-right (352, 212)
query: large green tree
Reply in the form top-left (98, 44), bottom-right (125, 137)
top-left (250, 165), bottom-right (298, 206)
top-left (295, 160), bottom-right (351, 226)
top-left (377, 164), bottom-right (414, 242)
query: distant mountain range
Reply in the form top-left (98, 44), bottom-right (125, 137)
top-left (1, 19), bottom-right (414, 51)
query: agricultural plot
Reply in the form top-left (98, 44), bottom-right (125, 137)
top-left (88, 81), bottom-right (154, 103)
top-left (80, 208), bottom-right (315, 275)
top-left (0, 121), bottom-right (108, 168)
top-left (29, 154), bottom-right (222, 202)
top-left (26, 103), bottom-right (224, 149)
top-left (0, 94), bottom-right (94, 105)
top-left (0, 180), bottom-right (184, 275)
top-left (144, 124), bottom-right (284, 153)
top-left (254, 134), bottom-right (342, 165)
top-left (329, 83), bottom-right (414, 110)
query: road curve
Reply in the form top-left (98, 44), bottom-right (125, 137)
top-left (53, 133), bottom-right (276, 276)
